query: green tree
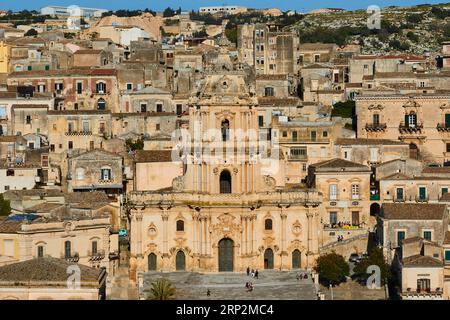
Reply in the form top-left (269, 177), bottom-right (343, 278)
top-left (314, 252), bottom-right (349, 286)
top-left (163, 7), bottom-right (175, 18)
top-left (145, 279), bottom-right (175, 300)
top-left (354, 247), bottom-right (391, 285)
top-left (0, 194), bottom-right (11, 216)
top-left (331, 100), bottom-right (355, 118)
top-left (24, 28), bottom-right (38, 37)
top-left (125, 138), bottom-right (144, 151)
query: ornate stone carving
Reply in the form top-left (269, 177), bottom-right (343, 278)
top-left (292, 220), bottom-right (302, 237)
top-left (172, 176), bottom-right (185, 191)
top-left (210, 213), bottom-right (242, 239)
top-left (263, 175), bottom-right (276, 188)
top-left (147, 223), bottom-right (157, 239)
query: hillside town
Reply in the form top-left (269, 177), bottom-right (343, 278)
top-left (0, 3), bottom-right (450, 301)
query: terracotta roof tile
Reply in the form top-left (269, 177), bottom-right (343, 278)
top-left (382, 203), bottom-right (447, 220)
top-left (135, 150), bottom-right (174, 163)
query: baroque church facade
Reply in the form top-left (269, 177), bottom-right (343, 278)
top-left (127, 51), bottom-right (322, 279)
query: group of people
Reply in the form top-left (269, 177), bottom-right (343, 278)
top-left (245, 282), bottom-right (254, 292)
top-left (296, 273), bottom-right (308, 280)
top-left (337, 235), bottom-right (345, 242)
top-left (246, 267), bottom-right (259, 278)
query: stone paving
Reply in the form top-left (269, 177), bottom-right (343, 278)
top-left (142, 270), bottom-right (318, 300)
top-left (319, 279), bottom-right (387, 300)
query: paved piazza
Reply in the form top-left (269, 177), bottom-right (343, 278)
top-left (142, 270), bottom-right (318, 300)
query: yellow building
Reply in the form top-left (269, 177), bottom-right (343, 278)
top-left (0, 41), bottom-right (11, 74)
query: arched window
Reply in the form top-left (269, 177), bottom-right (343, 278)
top-left (76, 167), bottom-right (85, 180)
top-left (220, 170), bottom-right (232, 194)
top-left (265, 219), bottom-right (273, 230)
top-left (97, 98), bottom-right (106, 110)
top-left (64, 241), bottom-right (71, 258)
top-left (176, 220), bottom-right (184, 232)
top-left (221, 119), bottom-right (230, 141)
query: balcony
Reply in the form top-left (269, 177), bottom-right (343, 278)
top-left (415, 195), bottom-right (429, 203)
top-left (365, 123), bottom-right (387, 132)
top-left (62, 252), bottom-right (79, 263)
top-left (88, 250), bottom-right (105, 262)
top-left (437, 123), bottom-right (450, 132)
top-left (65, 130), bottom-right (92, 136)
top-left (399, 122), bottom-right (423, 134)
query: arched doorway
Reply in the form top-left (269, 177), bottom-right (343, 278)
top-left (218, 238), bottom-right (234, 272)
top-left (148, 253), bottom-right (157, 271)
top-left (370, 203), bottom-right (380, 216)
top-left (175, 250), bottom-right (186, 271)
top-left (264, 248), bottom-right (274, 269)
top-left (292, 249), bottom-right (301, 269)
top-left (409, 143), bottom-right (419, 160)
top-left (220, 170), bottom-right (231, 194)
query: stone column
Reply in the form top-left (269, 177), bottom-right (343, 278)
top-left (306, 208), bottom-right (316, 268)
top-left (161, 210), bottom-right (169, 271)
top-left (251, 214), bottom-right (256, 254)
top-left (199, 216), bottom-right (204, 256)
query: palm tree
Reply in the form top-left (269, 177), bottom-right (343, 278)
top-left (145, 279), bottom-right (175, 300)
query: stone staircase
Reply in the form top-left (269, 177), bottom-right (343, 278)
top-left (142, 270), bottom-right (318, 300)
top-left (320, 232), bottom-right (369, 259)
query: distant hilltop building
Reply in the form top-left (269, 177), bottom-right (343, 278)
top-left (309, 8), bottom-right (345, 14)
top-left (199, 5), bottom-right (247, 15)
top-left (40, 6), bottom-right (108, 18)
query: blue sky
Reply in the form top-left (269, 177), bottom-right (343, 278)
top-left (4, 0), bottom-right (450, 12)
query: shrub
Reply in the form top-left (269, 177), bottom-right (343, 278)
top-left (314, 252), bottom-right (350, 286)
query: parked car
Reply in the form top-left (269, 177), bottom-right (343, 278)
top-left (349, 253), bottom-right (360, 263)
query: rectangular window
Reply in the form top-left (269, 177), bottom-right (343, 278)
top-left (264, 87), bottom-right (274, 97)
top-left (64, 241), bottom-right (71, 258)
top-left (351, 184), bottom-right (360, 200)
top-left (101, 168), bottom-right (111, 180)
top-left (156, 123), bottom-right (160, 131)
top-left (329, 212), bottom-right (337, 225)
top-left (314, 54), bottom-right (320, 62)
top-left (310, 131), bottom-right (317, 141)
top-left (282, 131), bottom-right (287, 138)
top-left (290, 148), bottom-right (307, 158)
top-left (352, 211), bottom-right (360, 226)
top-left (423, 231), bottom-right (432, 241)
top-left (370, 148), bottom-right (378, 162)
top-left (419, 187), bottom-right (427, 200)
top-left (67, 122), bottom-right (73, 133)
top-left (99, 123), bottom-right (105, 134)
top-left (396, 188), bottom-right (404, 201)
top-left (68, 141), bottom-right (73, 149)
top-left (446, 114), bottom-right (450, 128)
top-left (156, 104), bottom-right (163, 112)
top-left (442, 187), bottom-right (448, 196)
top-left (37, 246), bottom-right (44, 258)
top-left (82, 121), bottom-right (89, 132)
top-left (417, 279), bottom-right (430, 293)
top-left (373, 114), bottom-right (380, 125)
top-left (126, 83), bottom-right (133, 90)
top-left (397, 231), bottom-right (405, 246)
top-left (77, 82), bottom-right (83, 94)
top-left (258, 115), bottom-right (264, 127)
top-left (140, 103), bottom-right (147, 112)
top-left (329, 184), bottom-right (337, 200)
top-left (92, 241), bottom-right (98, 255)
top-left (26, 115), bottom-right (31, 124)
top-left (292, 131), bottom-right (298, 142)
top-left (447, 143), bottom-right (450, 153)
top-left (176, 104), bottom-right (183, 115)
top-left (445, 250), bottom-right (450, 261)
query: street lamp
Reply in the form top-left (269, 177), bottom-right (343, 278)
top-left (329, 283), bottom-right (334, 300)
